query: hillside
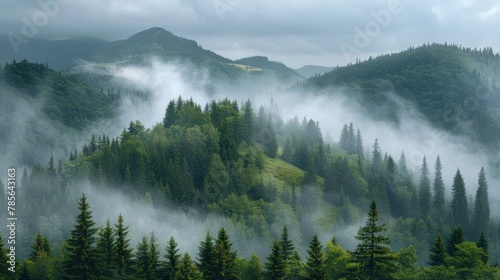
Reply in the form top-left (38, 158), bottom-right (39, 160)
top-left (294, 65), bottom-right (336, 78)
top-left (304, 43), bottom-right (500, 149)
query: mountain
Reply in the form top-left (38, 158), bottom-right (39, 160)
top-left (234, 56), bottom-right (299, 76)
top-left (294, 65), bottom-right (336, 78)
top-left (304, 43), bottom-right (500, 149)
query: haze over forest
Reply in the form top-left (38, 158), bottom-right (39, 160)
top-left (1, 1), bottom-right (500, 279)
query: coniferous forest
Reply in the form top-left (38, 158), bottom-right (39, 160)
top-left (1, 28), bottom-right (500, 280)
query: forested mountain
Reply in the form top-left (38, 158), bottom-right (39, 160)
top-left (294, 65), bottom-right (336, 78)
top-left (1, 95), bottom-right (499, 279)
top-left (1, 28), bottom-right (500, 279)
top-left (304, 43), bottom-right (500, 149)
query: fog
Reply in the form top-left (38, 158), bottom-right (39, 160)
top-left (2, 55), bottom-right (498, 259)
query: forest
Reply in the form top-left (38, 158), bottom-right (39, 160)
top-left (1, 94), bottom-right (499, 279)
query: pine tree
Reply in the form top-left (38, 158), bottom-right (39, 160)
top-left (418, 157), bottom-right (432, 217)
top-left (115, 214), bottom-right (134, 276)
top-left (241, 99), bottom-right (254, 144)
top-left (279, 226), bottom-right (295, 264)
top-left (371, 139), bottom-right (382, 174)
top-left (473, 167), bottom-right (490, 237)
top-left (197, 231), bottom-right (215, 280)
top-left (447, 227), bottom-right (464, 255)
top-left (176, 253), bottom-right (203, 280)
top-left (428, 234), bottom-right (446, 266)
top-left (96, 219), bottom-right (117, 277)
top-left (214, 228), bottom-right (238, 280)
top-left (64, 194), bottom-right (99, 279)
top-left (29, 231), bottom-right (51, 260)
top-left (265, 240), bottom-right (286, 280)
top-left (353, 199), bottom-right (399, 280)
top-left (304, 235), bottom-right (325, 280)
top-left (450, 169), bottom-right (468, 229)
top-left (355, 128), bottom-right (364, 160)
top-left (149, 232), bottom-right (160, 279)
top-left (477, 232), bottom-right (489, 264)
top-left (135, 236), bottom-right (152, 279)
top-left (164, 236), bottom-right (181, 280)
top-left (433, 156), bottom-right (445, 216)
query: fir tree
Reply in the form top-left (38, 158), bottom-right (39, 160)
top-left (115, 214), bottom-right (134, 276)
top-left (477, 232), bottom-right (489, 264)
top-left (265, 240), bottom-right (286, 280)
top-left (96, 219), bottom-right (117, 277)
top-left (450, 169), bottom-right (468, 229)
top-left (355, 128), bottom-right (364, 160)
top-left (64, 194), bottom-right (99, 279)
top-left (433, 156), bottom-right (445, 216)
top-left (280, 226), bottom-right (295, 263)
top-left (304, 235), bottom-right (325, 280)
top-left (418, 157), bottom-right (432, 217)
top-left (149, 232), bottom-right (160, 279)
top-left (164, 236), bottom-right (181, 280)
top-left (473, 167), bottom-right (490, 237)
top-left (447, 227), bottom-right (464, 255)
top-left (176, 253), bottom-right (203, 280)
top-left (214, 228), bottom-right (238, 280)
top-left (353, 199), bottom-right (398, 280)
top-left (428, 234), bottom-right (446, 266)
top-left (29, 231), bottom-right (51, 260)
top-left (135, 236), bottom-right (152, 279)
top-left (197, 231), bottom-right (215, 280)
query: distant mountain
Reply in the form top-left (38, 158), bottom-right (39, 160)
top-left (304, 43), bottom-right (500, 149)
top-left (294, 65), bottom-right (336, 78)
top-left (234, 56), bottom-right (299, 76)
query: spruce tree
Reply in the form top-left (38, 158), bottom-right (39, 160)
top-left (418, 157), bottom-right (432, 217)
top-left (135, 236), bottom-right (152, 279)
top-left (353, 199), bottom-right (398, 280)
top-left (149, 232), bottom-right (160, 279)
top-left (197, 231), bottom-right (215, 280)
top-left (355, 129), bottom-right (364, 160)
top-left (280, 226), bottom-right (295, 263)
top-left (265, 240), bottom-right (286, 280)
top-left (29, 231), bottom-right (51, 260)
top-left (304, 235), bottom-right (325, 280)
top-left (64, 194), bottom-right (99, 279)
top-left (339, 124), bottom-right (349, 152)
top-left (428, 234), bottom-right (446, 266)
top-left (214, 228), bottom-right (238, 280)
top-left (176, 253), bottom-right (203, 280)
top-left (447, 227), bottom-right (464, 255)
top-left (164, 236), bottom-right (181, 280)
top-left (450, 169), bottom-right (468, 229)
top-left (115, 214), bottom-right (134, 276)
top-left (477, 232), bottom-right (489, 264)
top-left (433, 156), bottom-right (445, 216)
top-left (473, 167), bottom-right (490, 237)
top-left (96, 219), bottom-right (117, 277)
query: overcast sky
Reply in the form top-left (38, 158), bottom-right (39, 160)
top-left (1, 0), bottom-right (499, 68)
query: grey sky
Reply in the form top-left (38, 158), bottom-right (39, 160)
top-left (1, 0), bottom-right (499, 68)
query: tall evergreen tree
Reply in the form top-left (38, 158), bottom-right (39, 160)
top-left (304, 235), bottom-right (325, 280)
top-left (371, 139), bottom-right (382, 174)
top-left (433, 156), bottom-right (445, 216)
top-left (477, 232), bottom-right (489, 264)
top-left (197, 231), bottom-right (215, 280)
top-left (473, 167), bottom-right (490, 237)
top-left (149, 232), bottom-right (160, 279)
top-left (96, 219), bottom-right (117, 277)
top-left (64, 194), bottom-right (99, 279)
top-left (353, 199), bottom-right (398, 280)
top-left (339, 124), bottom-right (350, 152)
top-left (29, 231), bottom-right (51, 260)
top-left (418, 157), bottom-right (432, 217)
top-left (450, 169), bottom-right (468, 229)
top-left (265, 240), bottom-right (286, 280)
top-left (280, 226), bottom-right (295, 263)
top-left (428, 234), bottom-right (446, 266)
top-left (214, 228), bottom-right (238, 280)
top-left (241, 99), bottom-right (255, 144)
top-left (355, 128), bottom-right (364, 160)
top-left (115, 214), bottom-right (134, 276)
top-left (176, 253), bottom-right (203, 280)
top-left (164, 236), bottom-right (181, 280)
top-left (135, 236), bottom-right (153, 279)
top-left (447, 227), bottom-right (464, 255)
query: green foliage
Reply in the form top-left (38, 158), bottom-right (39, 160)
top-left (63, 194), bottom-right (99, 279)
top-left (324, 241), bottom-right (351, 280)
top-left (213, 228), bottom-right (239, 280)
top-left (197, 231), bottom-right (215, 280)
top-left (447, 227), bottom-right (464, 256)
top-left (473, 167), bottom-right (490, 237)
top-left (164, 236), bottom-right (181, 280)
top-left (265, 240), bottom-right (286, 280)
top-left (115, 214), bottom-right (134, 277)
top-left (450, 170), bottom-right (468, 229)
top-left (353, 200), bottom-right (399, 280)
top-left (429, 234), bottom-right (446, 266)
top-left (304, 235), bottom-right (325, 280)
top-left (176, 253), bottom-right (203, 280)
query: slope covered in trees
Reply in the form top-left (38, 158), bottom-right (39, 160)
top-left (305, 43), bottom-right (500, 149)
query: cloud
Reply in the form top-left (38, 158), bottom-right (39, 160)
top-left (1, 0), bottom-right (499, 68)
